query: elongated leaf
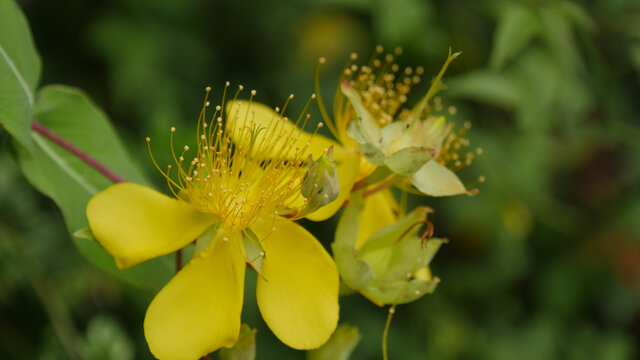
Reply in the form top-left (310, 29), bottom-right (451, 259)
top-left (17, 85), bottom-right (174, 293)
top-left (490, 4), bottom-right (539, 69)
top-left (447, 71), bottom-right (524, 109)
top-left (0, 0), bottom-right (41, 151)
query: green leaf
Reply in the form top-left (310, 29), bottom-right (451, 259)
top-left (384, 146), bottom-right (433, 177)
top-left (219, 324), bottom-right (256, 360)
top-left (359, 207), bottom-right (432, 278)
top-left (447, 70), bottom-right (524, 109)
top-left (410, 160), bottom-right (467, 197)
top-left (307, 324), bottom-right (361, 360)
top-left (363, 276), bottom-right (440, 305)
top-left (0, 0), bottom-right (41, 151)
top-left (385, 238), bottom-right (444, 280)
top-left (16, 85), bottom-right (174, 293)
top-left (490, 4), bottom-right (539, 69)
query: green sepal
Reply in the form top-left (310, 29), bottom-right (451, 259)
top-left (362, 275), bottom-right (440, 306)
top-left (242, 228), bottom-right (265, 276)
top-left (332, 192), bottom-right (375, 290)
top-left (73, 227), bottom-right (95, 241)
top-left (361, 236), bottom-right (444, 305)
top-left (384, 146), bottom-right (434, 177)
top-left (193, 225), bottom-right (218, 257)
top-left (219, 324), bottom-right (256, 360)
top-left (307, 324), bottom-right (361, 360)
top-left (410, 160), bottom-right (467, 196)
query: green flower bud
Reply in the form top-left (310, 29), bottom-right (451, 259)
top-left (300, 146), bottom-right (339, 211)
top-left (332, 193), bottom-right (444, 306)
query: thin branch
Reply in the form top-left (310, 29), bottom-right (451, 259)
top-left (382, 305), bottom-right (396, 360)
top-left (176, 249), bottom-right (182, 272)
top-left (342, 177), bottom-right (396, 206)
top-left (31, 121), bottom-right (125, 183)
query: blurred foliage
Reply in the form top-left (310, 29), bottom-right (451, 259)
top-left (1, 0), bottom-right (639, 359)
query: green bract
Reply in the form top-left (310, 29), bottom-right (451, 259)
top-left (332, 192), bottom-right (444, 306)
top-left (300, 146), bottom-right (340, 215)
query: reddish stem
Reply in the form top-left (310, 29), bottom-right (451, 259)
top-left (351, 176), bottom-right (370, 192)
top-left (342, 178), bottom-right (395, 206)
top-left (31, 121), bottom-right (125, 183)
top-left (176, 249), bottom-right (182, 271)
top-left (30, 122), bottom-right (191, 276)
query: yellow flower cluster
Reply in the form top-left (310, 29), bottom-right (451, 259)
top-left (85, 47), bottom-right (480, 360)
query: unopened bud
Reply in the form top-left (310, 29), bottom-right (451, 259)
top-left (300, 146), bottom-right (339, 210)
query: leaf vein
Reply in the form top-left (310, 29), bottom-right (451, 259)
top-left (32, 132), bottom-right (98, 195)
top-left (0, 43), bottom-right (34, 106)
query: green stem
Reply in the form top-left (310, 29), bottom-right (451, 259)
top-left (382, 305), bottom-right (396, 360)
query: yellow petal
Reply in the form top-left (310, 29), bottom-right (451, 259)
top-left (144, 232), bottom-right (246, 360)
top-left (226, 100), bottom-right (341, 159)
top-left (306, 150), bottom-right (361, 221)
top-left (254, 219), bottom-right (339, 349)
top-left (356, 189), bottom-right (399, 249)
top-left (86, 183), bottom-right (218, 269)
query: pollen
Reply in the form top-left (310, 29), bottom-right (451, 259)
top-left (146, 83), bottom-right (320, 232)
top-left (436, 122), bottom-right (479, 171)
top-left (339, 48), bottom-right (422, 127)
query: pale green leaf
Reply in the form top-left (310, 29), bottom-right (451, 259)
top-left (341, 80), bottom-right (386, 165)
top-left (363, 276), bottom-right (439, 305)
top-left (411, 160), bottom-right (467, 197)
top-left (385, 238), bottom-right (444, 280)
top-left (384, 146), bottom-right (433, 177)
top-left (73, 227), bottom-right (95, 241)
top-left (359, 206), bottom-right (431, 256)
top-left (0, 0), bottom-right (41, 151)
top-left (359, 207), bottom-right (431, 276)
top-left (16, 85), bottom-right (174, 293)
top-left (333, 193), bottom-right (375, 290)
top-left (219, 324), bottom-right (256, 360)
top-left (307, 324), bottom-right (361, 360)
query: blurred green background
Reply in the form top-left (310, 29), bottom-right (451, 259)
top-left (1, 0), bottom-right (639, 359)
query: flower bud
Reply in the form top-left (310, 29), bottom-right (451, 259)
top-left (332, 194), bottom-right (444, 306)
top-left (300, 146), bottom-right (339, 211)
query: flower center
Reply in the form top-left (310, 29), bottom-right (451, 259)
top-left (342, 46), bottom-right (423, 127)
top-left (147, 83), bottom-right (323, 232)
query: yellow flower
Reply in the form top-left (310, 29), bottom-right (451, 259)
top-left (86, 85), bottom-right (339, 360)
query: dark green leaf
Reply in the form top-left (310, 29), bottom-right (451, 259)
top-left (0, 0), bottom-right (41, 151)
top-left (17, 85), bottom-right (174, 293)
